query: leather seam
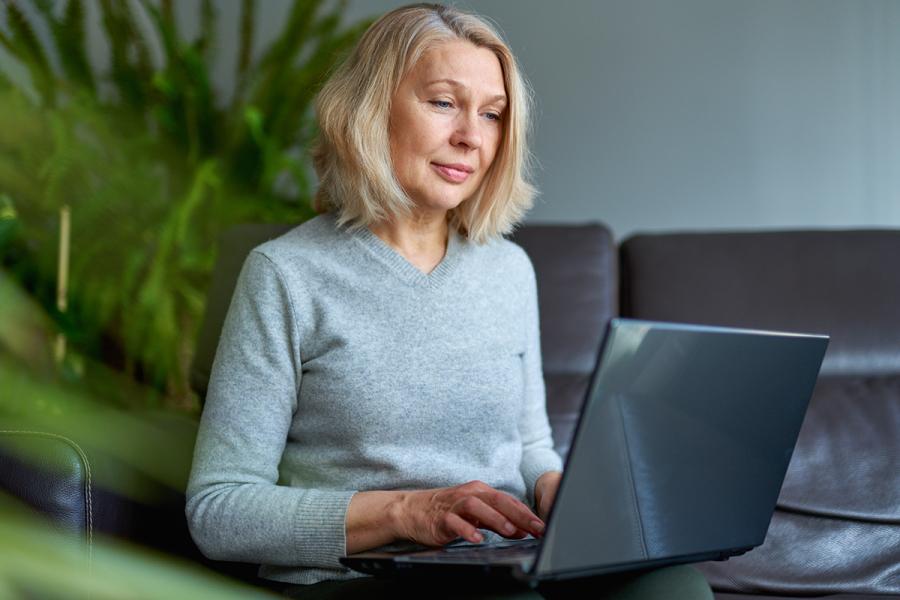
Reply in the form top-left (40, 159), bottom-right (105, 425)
top-left (775, 503), bottom-right (900, 525)
top-left (0, 429), bottom-right (93, 565)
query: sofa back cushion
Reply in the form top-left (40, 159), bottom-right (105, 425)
top-left (621, 230), bottom-right (900, 377)
top-left (620, 230), bottom-right (900, 596)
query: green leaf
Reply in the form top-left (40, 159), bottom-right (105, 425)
top-left (55, 0), bottom-right (96, 92)
top-left (160, 0), bottom-right (176, 37)
top-left (0, 499), bottom-right (272, 598)
top-left (247, 0), bottom-right (322, 110)
top-left (0, 204), bottom-right (21, 256)
top-left (243, 105), bottom-right (264, 144)
top-left (98, 0), bottom-right (153, 111)
top-left (235, 0), bottom-right (256, 88)
top-left (2, 1), bottom-right (56, 105)
top-left (196, 0), bottom-right (216, 62)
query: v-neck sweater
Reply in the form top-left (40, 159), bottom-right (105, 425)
top-left (185, 213), bottom-right (562, 585)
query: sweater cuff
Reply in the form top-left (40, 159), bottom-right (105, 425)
top-left (521, 449), bottom-right (564, 507)
top-left (291, 489), bottom-right (357, 569)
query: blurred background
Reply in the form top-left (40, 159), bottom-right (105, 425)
top-left (1, 0), bottom-right (898, 597)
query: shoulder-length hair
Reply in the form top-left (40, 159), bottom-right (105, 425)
top-left (312, 3), bottom-right (536, 243)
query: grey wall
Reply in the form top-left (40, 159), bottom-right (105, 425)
top-left (340, 0), bottom-right (900, 238)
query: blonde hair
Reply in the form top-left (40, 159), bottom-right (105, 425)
top-left (312, 3), bottom-right (536, 243)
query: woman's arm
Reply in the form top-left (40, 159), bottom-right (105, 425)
top-left (516, 252), bottom-right (565, 507)
top-left (186, 251), bottom-right (354, 569)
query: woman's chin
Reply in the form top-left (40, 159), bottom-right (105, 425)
top-left (411, 196), bottom-right (469, 216)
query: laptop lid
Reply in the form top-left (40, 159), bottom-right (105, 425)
top-left (532, 319), bottom-right (828, 579)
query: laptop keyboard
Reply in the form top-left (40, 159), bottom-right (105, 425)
top-left (400, 539), bottom-right (540, 564)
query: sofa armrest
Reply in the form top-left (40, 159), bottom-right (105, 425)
top-left (0, 429), bottom-right (92, 546)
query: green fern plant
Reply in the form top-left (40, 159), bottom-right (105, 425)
top-left (0, 0), bottom-right (370, 408)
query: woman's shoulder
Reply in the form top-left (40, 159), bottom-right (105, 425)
top-left (250, 213), bottom-right (346, 266)
top-left (469, 234), bottom-right (536, 279)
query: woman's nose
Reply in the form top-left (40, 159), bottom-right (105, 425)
top-left (450, 111), bottom-right (483, 150)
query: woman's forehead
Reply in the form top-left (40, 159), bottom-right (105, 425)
top-left (410, 41), bottom-right (506, 98)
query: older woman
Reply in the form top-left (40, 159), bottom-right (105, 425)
top-left (186, 4), bottom-right (711, 599)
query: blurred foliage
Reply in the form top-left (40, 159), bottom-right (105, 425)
top-left (0, 494), bottom-right (275, 598)
top-left (0, 266), bottom-right (271, 597)
top-left (0, 268), bottom-right (195, 501)
top-left (0, 0), bottom-right (370, 408)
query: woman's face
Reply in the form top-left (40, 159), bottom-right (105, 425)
top-left (389, 40), bottom-right (507, 216)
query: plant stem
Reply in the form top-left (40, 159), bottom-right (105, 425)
top-left (54, 204), bottom-right (70, 365)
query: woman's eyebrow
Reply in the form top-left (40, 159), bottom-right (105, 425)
top-left (425, 78), bottom-right (507, 105)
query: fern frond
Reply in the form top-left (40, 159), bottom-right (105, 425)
top-left (196, 0), bottom-right (216, 62)
top-left (98, 0), bottom-right (153, 111)
top-left (160, 0), bottom-right (176, 39)
top-left (235, 0), bottom-right (255, 84)
top-left (268, 11), bottom-right (363, 149)
top-left (138, 0), bottom-right (177, 70)
top-left (248, 0), bottom-right (322, 109)
top-left (54, 0), bottom-right (95, 92)
top-left (257, 0), bottom-right (322, 68)
top-left (141, 0), bottom-right (217, 158)
top-left (3, 1), bottom-right (56, 105)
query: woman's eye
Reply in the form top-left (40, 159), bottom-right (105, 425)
top-left (484, 112), bottom-right (502, 122)
top-left (430, 100), bottom-right (453, 109)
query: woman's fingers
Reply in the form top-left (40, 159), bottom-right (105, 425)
top-left (444, 512), bottom-right (483, 543)
top-left (482, 489), bottom-right (545, 537)
top-left (455, 496), bottom-right (523, 539)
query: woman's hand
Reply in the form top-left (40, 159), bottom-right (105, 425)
top-left (534, 471), bottom-right (562, 521)
top-left (396, 480), bottom-right (546, 547)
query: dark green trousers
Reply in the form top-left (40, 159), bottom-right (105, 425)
top-left (271, 565), bottom-right (713, 599)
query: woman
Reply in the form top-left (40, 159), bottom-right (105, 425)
top-left (186, 4), bottom-right (712, 598)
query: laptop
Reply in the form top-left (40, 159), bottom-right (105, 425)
top-left (341, 319), bottom-right (829, 585)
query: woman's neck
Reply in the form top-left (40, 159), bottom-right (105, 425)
top-left (369, 211), bottom-right (450, 274)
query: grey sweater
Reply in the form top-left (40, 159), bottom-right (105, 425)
top-left (185, 213), bottom-right (562, 585)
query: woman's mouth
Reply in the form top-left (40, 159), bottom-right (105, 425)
top-left (431, 162), bottom-right (473, 183)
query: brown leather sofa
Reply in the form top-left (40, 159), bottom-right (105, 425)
top-left (3, 223), bottom-right (898, 598)
top-left (616, 231), bottom-right (900, 600)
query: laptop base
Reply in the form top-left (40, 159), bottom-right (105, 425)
top-left (341, 546), bottom-right (752, 585)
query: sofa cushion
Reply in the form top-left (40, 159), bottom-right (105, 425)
top-left (716, 593), bottom-right (891, 600)
top-left (620, 230), bottom-right (900, 377)
top-left (510, 224), bottom-right (618, 377)
top-left (699, 510), bottom-right (900, 596)
top-left (778, 375), bottom-right (900, 523)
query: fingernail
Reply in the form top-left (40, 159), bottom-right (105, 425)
top-left (531, 520), bottom-right (545, 533)
top-left (473, 531), bottom-right (484, 542)
top-left (503, 522), bottom-right (516, 535)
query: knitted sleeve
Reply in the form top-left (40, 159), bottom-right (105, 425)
top-left (185, 250), bottom-right (355, 569)
top-left (516, 254), bottom-right (564, 506)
